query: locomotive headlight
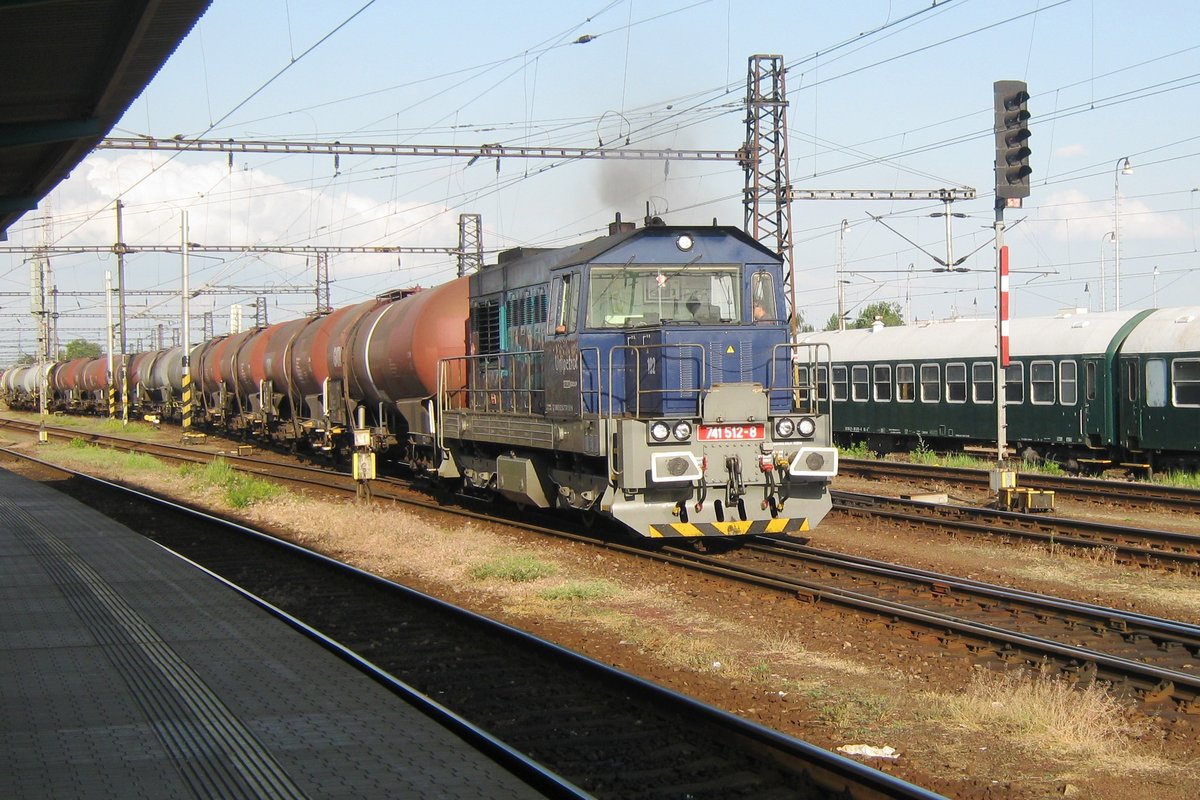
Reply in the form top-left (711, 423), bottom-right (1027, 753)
top-left (649, 421), bottom-right (671, 442)
top-left (676, 234), bottom-right (694, 252)
top-left (672, 420), bottom-right (693, 441)
top-left (796, 416), bottom-right (817, 438)
top-left (774, 417), bottom-right (795, 438)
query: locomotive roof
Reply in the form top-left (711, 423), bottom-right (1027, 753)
top-left (800, 309), bottom-right (1149, 361)
top-left (490, 223), bottom-right (779, 273)
top-left (1116, 306), bottom-right (1200, 354)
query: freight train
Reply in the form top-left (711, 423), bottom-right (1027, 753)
top-left (800, 307), bottom-right (1200, 474)
top-left (2, 218), bottom-right (839, 539)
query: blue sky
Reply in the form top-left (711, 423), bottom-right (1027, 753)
top-left (3, 0), bottom-right (1199, 356)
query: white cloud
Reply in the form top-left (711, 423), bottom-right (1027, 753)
top-left (1052, 143), bottom-right (1086, 159)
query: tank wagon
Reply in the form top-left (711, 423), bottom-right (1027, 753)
top-left (801, 306), bottom-right (1200, 473)
top-left (2, 219), bottom-right (839, 540)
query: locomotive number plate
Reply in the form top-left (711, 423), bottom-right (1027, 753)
top-left (698, 424), bottom-right (764, 441)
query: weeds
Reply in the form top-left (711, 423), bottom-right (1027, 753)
top-left (538, 580), bottom-right (618, 601)
top-left (931, 669), bottom-right (1145, 761)
top-left (180, 457), bottom-right (283, 508)
top-left (839, 441), bottom-right (877, 460)
top-left (1154, 469), bottom-right (1200, 489)
top-left (48, 440), bottom-right (161, 472)
top-left (469, 554), bottom-right (557, 583)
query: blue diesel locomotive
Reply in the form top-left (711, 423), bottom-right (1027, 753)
top-left (3, 217), bottom-right (840, 539)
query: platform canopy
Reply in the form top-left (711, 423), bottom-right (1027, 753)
top-left (0, 0), bottom-right (212, 240)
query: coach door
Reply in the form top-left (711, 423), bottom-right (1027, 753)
top-left (1080, 358), bottom-right (1109, 448)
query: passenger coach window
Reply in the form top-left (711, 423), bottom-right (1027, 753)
top-left (1030, 360), bottom-right (1055, 404)
top-left (832, 365), bottom-right (848, 401)
top-left (851, 365), bottom-right (869, 402)
top-left (1145, 359), bottom-right (1166, 408)
top-left (816, 366), bottom-right (829, 402)
top-left (1059, 361), bottom-right (1078, 405)
top-left (946, 363), bottom-right (967, 403)
top-left (1004, 363), bottom-right (1024, 404)
top-left (1172, 359), bottom-right (1200, 407)
top-left (873, 365), bottom-right (892, 401)
top-left (920, 364), bottom-right (940, 402)
top-left (897, 364), bottom-right (915, 402)
top-left (972, 362), bottom-right (994, 403)
top-left (1085, 361), bottom-right (1097, 401)
top-left (1126, 360), bottom-right (1139, 402)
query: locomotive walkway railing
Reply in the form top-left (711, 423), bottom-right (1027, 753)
top-left (769, 342), bottom-right (834, 417)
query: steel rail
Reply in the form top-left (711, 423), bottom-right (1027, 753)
top-left (833, 490), bottom-right (1200, 571)
top-left (839, 457), bottom-right (1200, 514)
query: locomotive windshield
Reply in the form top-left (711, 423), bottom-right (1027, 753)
top-left (585, 264), bottom-right (740, 328)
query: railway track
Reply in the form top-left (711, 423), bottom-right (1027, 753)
top-left (0, 445), bottom-right (944, 800)
top-left (833, 490), bottom-right (1200, 573)
top-left (839, 457), bottom-right (1200, 515)
top-left (9, 416), bottom-right (1200, 718)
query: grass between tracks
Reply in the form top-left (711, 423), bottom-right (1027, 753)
top-left (50, 439), bottom-right (283, 509)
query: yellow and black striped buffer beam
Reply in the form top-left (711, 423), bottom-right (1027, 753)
top-left (647, 518), bottom-right (808, 538)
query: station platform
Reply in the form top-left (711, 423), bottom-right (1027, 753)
top-left (0, 465), bottom-right (547, 799)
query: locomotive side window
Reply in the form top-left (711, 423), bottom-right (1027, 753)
top-left (750, 271), bottom-right (778, 321)
top-left (851, 365), bottom-right (869, 402)
top-left (1059, 361), bottom-right (1078, 406)
top-left (553, 274), bottom-right (578, 334)
top-left (897, 364), bottom-right (915, 402)
top-left (1171, 359), bottom-right (1200, 407)
top-left (946, 363), bottom-right (967, 403)
top-left (920, 364), bottom-right (940, 402)
top-left (832, 365), bottom-right (848, 402)
top-left (873, 365), bottom-right (892, 401)
top-left (1004, 363), bottom-right (1024, 404)
top-left (1030, 360), bottom-right (1055, 404)
top-left (972, 362), bottom-right (995, 403)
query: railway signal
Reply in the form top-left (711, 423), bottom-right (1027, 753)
top-left (993, 80), bottom-right (1032, 201)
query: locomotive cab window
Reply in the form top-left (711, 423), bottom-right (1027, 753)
top-left (585, 264), bottom-right (740, 328)
top-left (946, 363), bottom-right (967, 403)
top-left (972, 362), bottom-right (994, 404)
top-left (1030, 360), bottom-right (1055, 404)
top-left (920, 363), bottom-right (940, 403)
top-left (1172, 359), bottom-right (1200, 407)
top-left (1005, 363), bottom-right (1024, 404)
top-left (750, 270), bottom-right (778, 322)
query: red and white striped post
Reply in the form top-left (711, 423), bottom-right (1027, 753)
top-left (1000, 245), bottom-right (1010, 368)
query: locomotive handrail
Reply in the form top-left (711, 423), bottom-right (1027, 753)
top-left (769, 342), bottom-right (833, 419)
top-left (437, 350), bottom-right (546, 416)
top-left (605, 343), bottom-right (707, 421)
